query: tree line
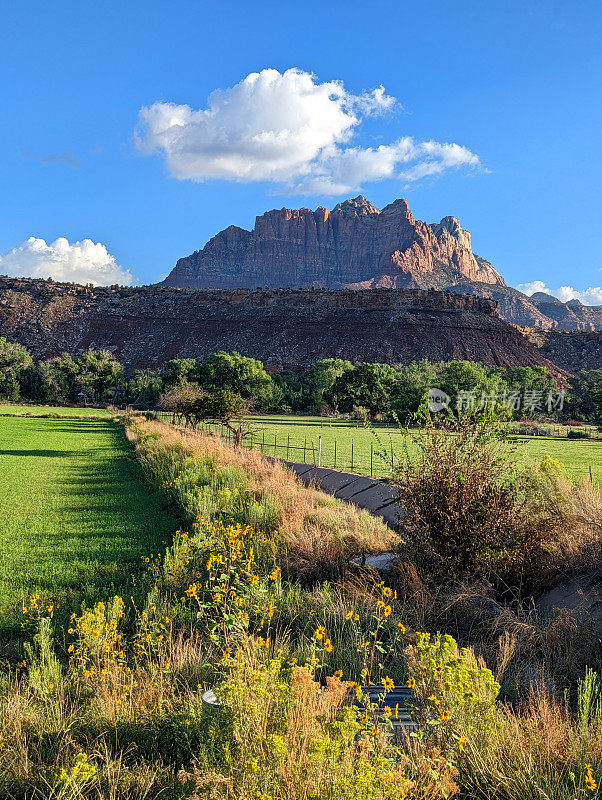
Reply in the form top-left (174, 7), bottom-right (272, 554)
top-left (0, 336), bottom-right (600, 424)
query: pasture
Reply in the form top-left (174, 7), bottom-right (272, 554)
top-left (0, 403), bottom-right (111, 418)
top-left (209, 413), bottom-right (602, 484)
top-left (0, 415), bottom-right (176, 630)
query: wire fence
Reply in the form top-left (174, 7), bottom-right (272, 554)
top-left (151, 412), bottom-right (600, 483)
top-left (152, 412), bottom-right (394, 476)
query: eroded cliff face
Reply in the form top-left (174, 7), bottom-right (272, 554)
top-left (163, 196), bottom-right (506, 291)
top-left (524, 329), bottom-right (602, 372)
top-left (161, 196), bottom-right (602, 332)
top-left (0, 278), bottom-right (564, 379)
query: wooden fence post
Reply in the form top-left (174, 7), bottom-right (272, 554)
top-left (318, 435), bottom-right (322, 467)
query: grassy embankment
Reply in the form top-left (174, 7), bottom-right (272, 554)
top-left (0, 413), bottom-right (600, 798)
top-left (0, 414), bottom-right (177, 633)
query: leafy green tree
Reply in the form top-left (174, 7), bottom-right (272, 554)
top-left (271, 371), bottom-right (311, 412)
top-left (0, 337), bottom-right (32, 400)
top-left (126, 369), bottom-right (163, 408)
top-left (304, 358), bottom-right (353, 411)
top-left (198, 351), bottom-right (273, 409)
top-left (189, 389), bottom-right (248, 446)
top-left (38, 354), bottom-right (81, 403)
top-left (567, 370), bottom-right (602, 423)
top-left (330, 362), bottom-right (399, 417)
top-left (160, 358), bottom-right (198, 389)
top-left (439, 361), bottom-right (510, 420)
top-left (78, 351), bottom-right (123, 404)
top-left (390, 359), bottom-right (439, 423)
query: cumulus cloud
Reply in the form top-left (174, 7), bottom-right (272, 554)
top-left (516, 279), bottom-right (602, 306)
top-left (0, 237), bottom-right (135, 286)
top-left (135, 68), bottom-right (481, 194)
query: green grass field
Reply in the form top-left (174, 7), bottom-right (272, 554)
top-left (0, 415), bottom-right (177, 630)
top-left (0, 403), bottom-right (111, 418)
top-left (198, 414), bottom-right (602, 485)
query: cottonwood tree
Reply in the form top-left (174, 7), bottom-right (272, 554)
top-left (197, 351), bottom-right (273, 409)
top-left (0, 337), bottom-right (32, 400)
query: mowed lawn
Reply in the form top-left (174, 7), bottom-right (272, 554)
top-left (0, 403), bottom-right (111, 418)
top-left (0, 416), bottom-right (177, 629)
top-left (200, 414), bottom-right (602, 485)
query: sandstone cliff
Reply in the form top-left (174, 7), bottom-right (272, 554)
top-left (163, 196), bottom-right (602, 332)
top-left (0, 278), bottom-right (564, 378)
top-left (163, 196), bottom-right (506, 291)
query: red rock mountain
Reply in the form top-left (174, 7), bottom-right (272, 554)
top-left (162, 196), bottom-right (602, 331)
top-left (162, 196), bottom-right (506, 291)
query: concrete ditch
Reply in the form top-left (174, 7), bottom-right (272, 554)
top-left (282, 461), bottom-right (401, 530)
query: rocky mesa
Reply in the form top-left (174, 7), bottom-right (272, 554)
top-left (0, 278), bottom-right (565, 378)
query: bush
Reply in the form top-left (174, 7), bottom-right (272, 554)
top-left (568, 429), bottom-right (589, 439)
top-left (394, 419), bottom-right (543, 584)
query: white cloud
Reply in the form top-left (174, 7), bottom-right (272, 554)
top-left (516, 279), bottom-right (602, 306)
top-left (135, 68), bottom-right (481, 195)
top-left (0, 237), bottom-right (135, 286)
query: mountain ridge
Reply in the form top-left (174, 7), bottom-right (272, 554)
top-left (162, 196), bottom-right (602, 331)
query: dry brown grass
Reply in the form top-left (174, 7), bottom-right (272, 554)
top-left (132, 417), bottom-right (398, 577)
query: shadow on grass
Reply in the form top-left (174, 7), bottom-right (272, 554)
top-left (0, 419), bottom-right (181, 646)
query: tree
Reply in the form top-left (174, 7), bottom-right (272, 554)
top-left (304, 358), bottom-right (353, 412)
top-left (567, 370), bottom-right (602, 423)
top-left (160, 358), bottom-right (198, 389)
top-left (78, 351), bottom-right (123, 404)
top-left (439, 361), bottom-right (510, 420)
top-left (198, 351), bottom-right (273, 409)
top-left (390, 359), bottom-right (439, 423)
top-left (330, 362), bottom-right (399, 417)
top-left (126, 369), bottom-right (163, 408)
top-left (38, 354), bottom-right (81, 404)
top-left (158, 381), bottom-right (203, 425)
top-left (189, 390), bottom-right (248, 446)
top-left (0, 337), bottom-right (32, 400)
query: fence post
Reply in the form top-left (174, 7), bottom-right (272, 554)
top-left (390, 440), bottom-right (394, 473)
top-left (304, 437), bottom-right (307, 463)
top-left (287, 434), bottom-right (290, 460)
top-left (274, 433), bottom-right (277, 456)
top-left (370, 441), bottom-right (373, 477)
top-left (318, 435), bottom-right (322, 467)
top-left (590, 466), bottom-right (593, 484)
top-left (311, 438), bottom-right (316, 465)
top-left (351, 439), bottom-right (354, 471)
top-left (334, 439), bottom-right (337, 469)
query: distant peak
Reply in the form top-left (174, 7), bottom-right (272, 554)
top-left (332, 195), bottom-right (380, 218)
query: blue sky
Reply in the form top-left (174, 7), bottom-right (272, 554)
top-left (1, 0), bottom-right (601, 301)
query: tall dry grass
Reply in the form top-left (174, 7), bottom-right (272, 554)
top-left (129, 416), bottom-right (398, 576)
